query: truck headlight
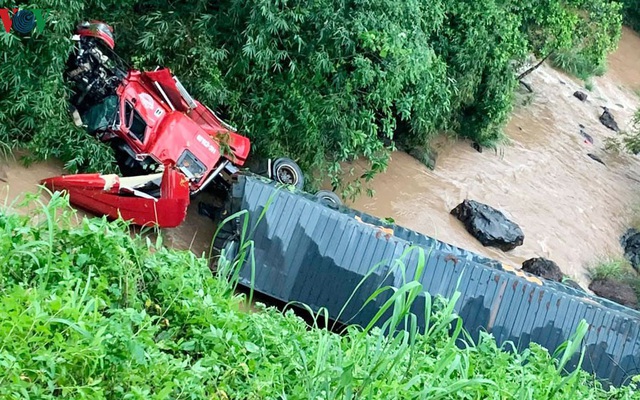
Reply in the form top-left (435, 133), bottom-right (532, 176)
top-left (177, 150), bottom-right (206, 180)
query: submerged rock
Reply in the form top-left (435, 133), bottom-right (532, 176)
top-left (589, 279), bottom-right (638, 309)
top-left (621, 228), bottom-right (640, 272)
top-left (522, 258), bottom-right (563, 281)
top-left (408, 146), bottom-right (438, 170)
top-left (450, 200), bottom-right (524, 251)
top-left (573, 91), bottom-right (588, 102)
top-left (579, 129), bottom-right (594, 145)
top-left (599, 107), bottom-right (620, 132)
top-left (587, 153), bottom-right (606, 166)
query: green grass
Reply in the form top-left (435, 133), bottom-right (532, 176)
top-left (585, 80), bottom-right (595, 92)
top-left (588, 258), bottom-right (634, 281)
top-left (550, 50), bottom-right (607, 81)
top-left (588, 257), bottom-right (640, 299)
top-left (0, 192), bottom-right (639, 399)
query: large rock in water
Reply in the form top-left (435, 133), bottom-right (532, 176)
top-left (573, 91), bottom-right (588, 102)
top-left (589, 279), bottom-right (638, 309)
top-left (599, 108), bottom-right (620, 132)
top-left (621, 228), bottom-right (640, 272)
top-left (450, 200), bottom-right (524, 251)
top-left (521, 258), bottom-right (563, 281)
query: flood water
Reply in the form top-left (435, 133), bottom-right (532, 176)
top-left (350, 27), bottom-right (640, 287)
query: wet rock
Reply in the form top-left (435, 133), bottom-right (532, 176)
top-left (562, 278), bottom-right (585, 292)
top-left (589, 279), bottom-right (638, 309)
top-left (579, 129), bottom-right (594, 145)
top-left (599, 107), bottom-right (620, 132)
top-left (522, 258), bottom-right (563, 281)
top-left (450, 200), bottom-right (524, 251)
top-left (408, 146), bottom-right (437, 170)
top-left (573, 91), bottom-right (588, 102)
top-left (471, 142), bottom-right (483, 153)
top-left (587, 153), bottom-right (606, 166)
top-left (621, 228), bottom-right (640, 272)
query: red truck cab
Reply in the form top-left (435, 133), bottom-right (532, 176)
top-left (113, 69), bottom-right (250, 193)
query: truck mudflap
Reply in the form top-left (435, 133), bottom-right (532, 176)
top-left (41, 167), bottom-right (190, 228)
top-left (227, 175), bottom-right (640, 387)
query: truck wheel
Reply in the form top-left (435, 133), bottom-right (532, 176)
top-left (221, 239), bottom-right (239, 263)
top-left (272, 158), bottom-right (304, 190)
top-left (213, 217), bottom-right (238, 251)
top-left (316, 190), bottom-right (342, 207)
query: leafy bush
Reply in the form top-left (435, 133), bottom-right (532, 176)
top-left (622, 0), bottom-right (640, 31)
top-left (0, 3), bottom-right (116, 173)
top-left (588, 257), bottom-right (635, 281)
top-left (0, 0), bottom-right (624, 192)
top-left (605, 109), bottom-right (640, 154)
top-left (1, 193), bottom-right (639, 398)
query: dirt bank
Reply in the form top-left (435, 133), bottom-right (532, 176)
top-left (350, 27), bottom-right (640, 286)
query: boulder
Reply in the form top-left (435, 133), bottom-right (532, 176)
top-left (589, 279), bottom-right (638, 309)
top-left (573, 91), bottom-right (588, 101)
top-left (521, 258), bottom-right (563, 281)
top-left (599, 108), bottom-right (620, 132)
top-left (621, 228), bottom-right (640, 272)
top-left (450, 200), bottom-right (524, 251)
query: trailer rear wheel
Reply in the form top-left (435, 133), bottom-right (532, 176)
top-left (221, 239), bottom-right (239, 263)
top-left (316, 190), bottom-right (342, 208)
top-left (272, 158), bottom-right (304, 190)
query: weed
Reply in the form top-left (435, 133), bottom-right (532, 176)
top-left (551, 50), bottom-right (607, 81)
top-left (0, 194), bottom-right (637, 398)
top-left (585, 80), bottom-right (595, 92)
top-left (587, 257), bottom-right (634, 281)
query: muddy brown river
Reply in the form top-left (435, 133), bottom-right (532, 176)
top-left (1, 28), bottom-right (639, 289)
top-left (350, 27), bottom-right (640, 287)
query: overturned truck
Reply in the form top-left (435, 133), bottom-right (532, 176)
top-left (220, 175), bottom-right (640, 387)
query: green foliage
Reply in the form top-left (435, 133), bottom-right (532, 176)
top-left (622, 0), bottom-right (640, 31)
top-left (588, 257), bottom-right (635, 281)
top-left (607, 109), bottom-right (640, 154)
top-left (0, 1), bottom-right (116, 173)
top-left (0, 0), bottom-right (625, 192)
top-left (527, 0), bottom-right (622, 79)
top-left (1, 194), bottom-right (639, 398)
top-left (551, 50), bottom-right (607, 81)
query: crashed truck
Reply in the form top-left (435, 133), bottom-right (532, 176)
top-left (214, 175), bottom-right (640, 387)
top-left (42, 21), bottom-right (307, 228)
top-left (41, 22), bottom-right (640, 387)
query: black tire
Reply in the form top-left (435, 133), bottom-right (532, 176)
top-left (221, 239), bottom-right (239, 262)
top-left (272, 158), bottom-right (304, 190)
top-left (213, 217), bottom-right (238, 251)
top-left (315, 190), bottom-right (342, 207)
